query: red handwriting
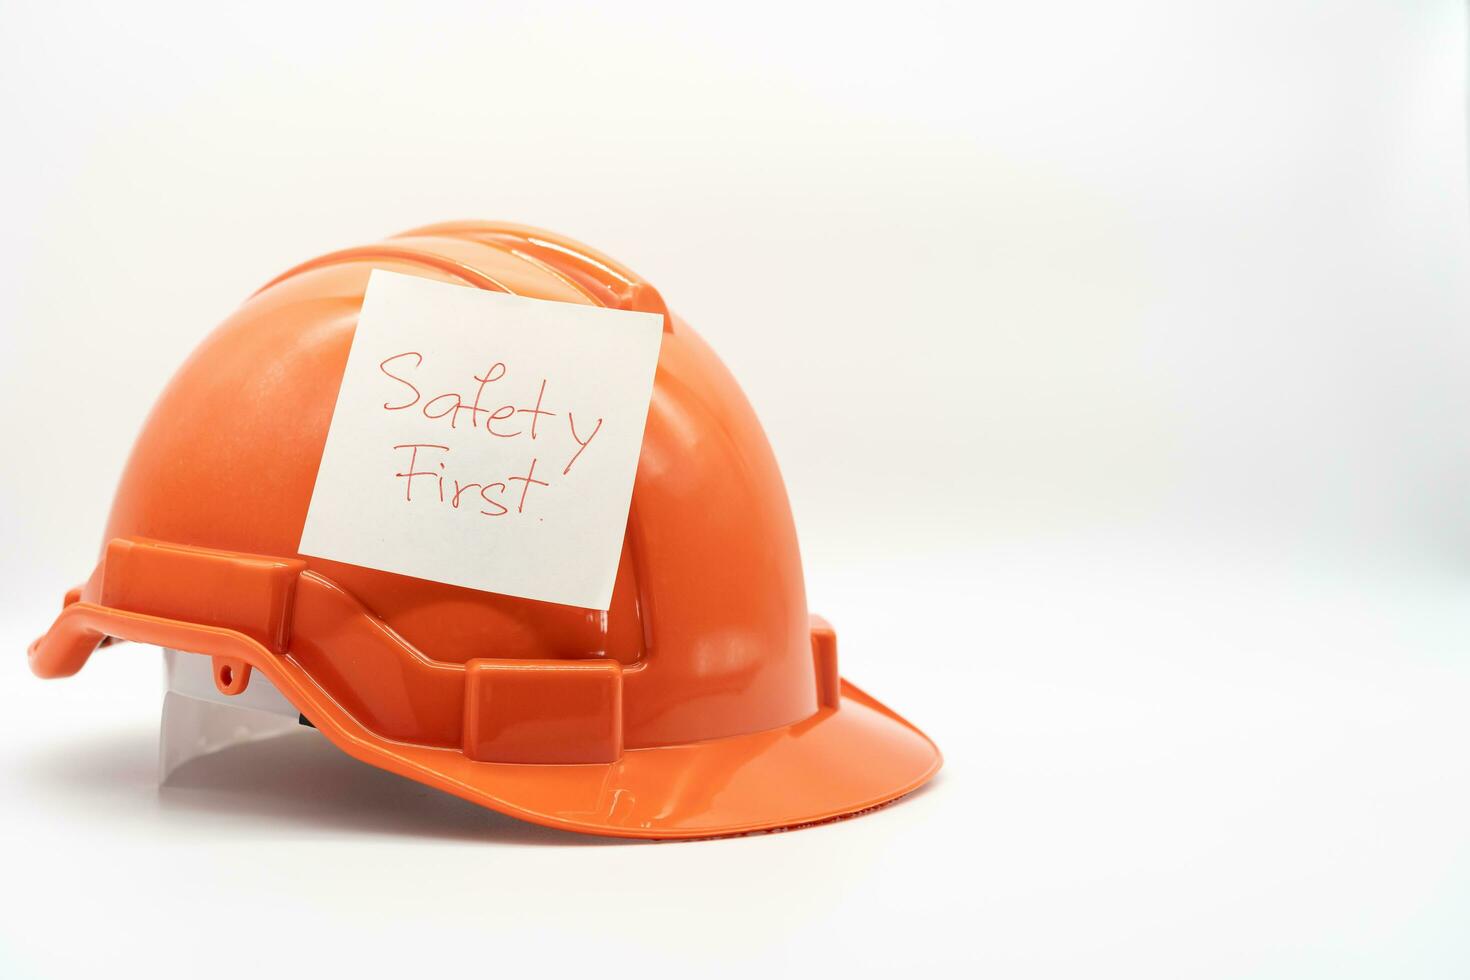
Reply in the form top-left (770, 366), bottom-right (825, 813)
top-left (379, 352), bottom-right (423, 410)
top-left (380, 354), bottom-right (616, 522)
top-left (564, 413), bottom-right (603, 475)
top-left (380, 353), bottom-right (547, 435)
top-left (519, 378), bottom-right (553, 439)
top-left (508, 457), bottom-right (549, 513)
top-left (392, 443), bottom-right (448, 502)
top-left (392, 444), bottom-right (530, 518)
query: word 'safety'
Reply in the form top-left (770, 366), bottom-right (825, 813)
top-left (299, 269), bottom-right (664, 609)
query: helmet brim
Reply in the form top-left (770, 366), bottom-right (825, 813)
top-left (33, 600), bottom-right (940, 840)
top-left (305, 675), bottom-right (940, 840)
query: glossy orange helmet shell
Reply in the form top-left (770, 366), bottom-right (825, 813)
top-left (29, 222), bottom-right (941, 839)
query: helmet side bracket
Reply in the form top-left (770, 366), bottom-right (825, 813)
top-left (30, 537), bottom-right (842, 763)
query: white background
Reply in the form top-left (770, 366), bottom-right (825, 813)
top-left (2, 1), bottom-right (1469, 977)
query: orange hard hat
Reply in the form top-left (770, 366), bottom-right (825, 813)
top-left (28, 221), bottom-right (941, 839)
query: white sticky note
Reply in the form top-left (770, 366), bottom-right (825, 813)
top-left (299, 269), bottom-right (663, 610)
